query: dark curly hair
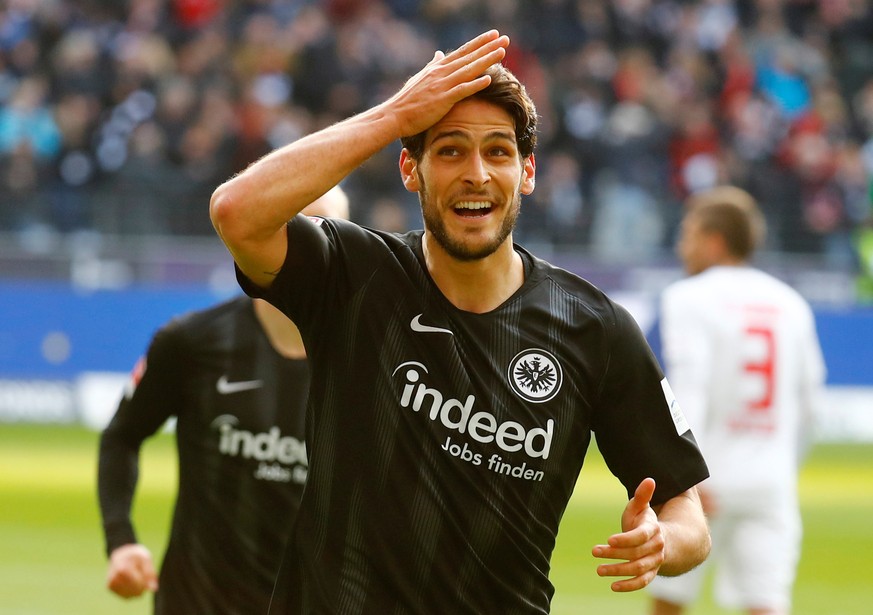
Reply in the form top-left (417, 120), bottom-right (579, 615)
top-left (400, 63), bottom-right (538, 160)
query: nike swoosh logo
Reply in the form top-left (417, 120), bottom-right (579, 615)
top-left (216, 375), bottom-right (264, 394)
top-left (410, 314), bottom-right (453, 335)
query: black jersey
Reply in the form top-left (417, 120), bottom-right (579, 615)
top-left (241, 216), bottom-right (708, 615)
top-left (98, 295), bottom-right (309, 615)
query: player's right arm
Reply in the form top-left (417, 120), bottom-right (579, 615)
top-left (209, 30), bottom-right (510, 288)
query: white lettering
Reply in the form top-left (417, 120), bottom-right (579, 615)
top-left (397, 366), bottom-right (555, 460)
top-left (525, 419), bottom-right (554, 459)
top-left (217, 421), bottom-right (307, 466)
top-left (468, 411), bottom-right (497, 443)
top-left (439, 395), bottom-right (475, 432)
top-left (486, 453), bottom-right (544, 481)
top-left (400, 368), bottom-right (420, 406)
top-left (414, 384), bottom-right (443, 419)
top-left (441, 436), bottom-right (483, 465)
top-left (495, 420), bottom-right (525, 452)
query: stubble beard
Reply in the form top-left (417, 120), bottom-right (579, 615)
top-left (418, 182), bottom-right (521, 262)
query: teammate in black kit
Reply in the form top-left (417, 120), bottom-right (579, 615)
top-left (97, 188), bottom-right (348, 615)
top-left (211, 31), bottom-right (711, 614)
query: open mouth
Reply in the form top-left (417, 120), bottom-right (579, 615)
top-left (453, 201), bottom-right (493, 218)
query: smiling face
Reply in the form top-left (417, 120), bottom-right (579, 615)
top-left (400, 98), bottom-right (536, 262)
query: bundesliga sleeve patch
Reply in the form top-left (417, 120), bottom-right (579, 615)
top-left (124, 356), bottom-right (147, 399)
top-left (660, 377), bottom-right (690, 435)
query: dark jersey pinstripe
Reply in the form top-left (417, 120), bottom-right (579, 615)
top-left (241, 216), bottom-right (708, 615)
top-left (98, 295), bottom-right (309, 615)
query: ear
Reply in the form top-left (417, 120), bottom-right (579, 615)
top-left (520, 154), bottom-right (536, 195)
top-left (399, 149), bottom-right (420, 193)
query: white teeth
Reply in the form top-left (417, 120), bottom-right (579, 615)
top-left (455, 201), bottom-right (492, 210)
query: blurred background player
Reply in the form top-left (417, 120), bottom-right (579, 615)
top-left (97, 186), bottom-right (348, 615)
top-left (648, 186), bottom-right (827, 615)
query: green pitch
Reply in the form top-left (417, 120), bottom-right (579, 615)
top-left (0, 423), bottom-right (871, 615)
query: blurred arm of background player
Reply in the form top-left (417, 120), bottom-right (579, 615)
top-left (97, 331), bottom-right (171, 600)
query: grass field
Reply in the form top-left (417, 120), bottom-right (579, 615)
top-left (0, 423), bottom-right (871, 615)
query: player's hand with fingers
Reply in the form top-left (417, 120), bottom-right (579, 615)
top-left (106, 543), bottom-right (159, 598)
top-left (385, 29), bottom-right (510, 138)
top-left (592, 477), bottom-right (667, 592)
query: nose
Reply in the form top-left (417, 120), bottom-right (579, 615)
top-left (463, 152), bottom-right (490, 187)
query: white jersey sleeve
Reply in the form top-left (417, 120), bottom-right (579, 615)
top-left (660, 280), bottom-right (714, 442)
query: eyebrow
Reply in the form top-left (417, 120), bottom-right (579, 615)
top-left (429, 129), bottom-right (517, 146)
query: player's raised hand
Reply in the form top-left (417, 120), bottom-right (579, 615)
top-left (385, 30), bottom-right (510, 138)
top-left (106, 543), bottom-right (159, 598)
top-left (591, 477), bottom-right (666, 592)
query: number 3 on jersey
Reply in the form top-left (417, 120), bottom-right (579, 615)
top-left (734, 322), bottom-right (777, 432)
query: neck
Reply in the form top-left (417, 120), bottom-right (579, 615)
top-left (711, 255), bottom-right (748, 269)
top-left (252, 299), bottom-right (306, 359)
top-left (422, 234), bottom-right (524, 313)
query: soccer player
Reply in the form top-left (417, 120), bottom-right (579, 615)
top-left (210, 31), bottom-right (711, 614)
top-left (97, 187), bottom-right (348, 615)
top-left (647, 186), bottom-right (827, 615)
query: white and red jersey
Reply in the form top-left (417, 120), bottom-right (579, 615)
top-left (660, 266), bottom-right (826, 501)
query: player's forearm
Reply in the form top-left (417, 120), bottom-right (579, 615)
top-left (655, 487), bottom-right (711, 576)
top-left (97, 432), bottom-right (142, 555)
top-left (210, 104), bottom-right (399, 246)
top-left (210, 105), bottom-right (401, 287)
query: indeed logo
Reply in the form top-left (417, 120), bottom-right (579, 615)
top-left (212, 415), bottom-right (307, 466)
top-left (394, 362), bottom-right (554, 459)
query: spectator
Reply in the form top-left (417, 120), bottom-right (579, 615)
top-left (0, 0), bottom-right (869, 273)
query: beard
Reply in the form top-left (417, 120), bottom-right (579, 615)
top-left (418, 182), bottom-right (522, 262)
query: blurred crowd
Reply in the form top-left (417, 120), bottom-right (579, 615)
top-left (2, 0), bottom-right (873, 269)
